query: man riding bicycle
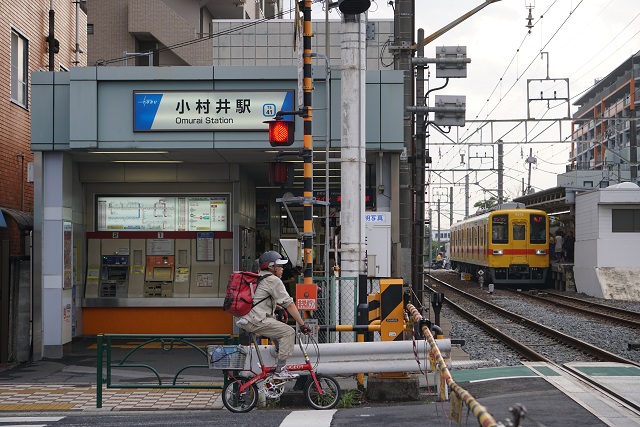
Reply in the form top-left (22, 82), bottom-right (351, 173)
top-left (235, 250), bottom-right (311, 379)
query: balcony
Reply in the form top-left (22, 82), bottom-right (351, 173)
top-left (128, 0), bottom-right (212, 66)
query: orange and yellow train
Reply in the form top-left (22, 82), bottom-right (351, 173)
top-left (449, 203), bottom-right (549, 286)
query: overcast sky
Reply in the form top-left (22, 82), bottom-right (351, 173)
top-left (308, 0), bottom-right (640, 224)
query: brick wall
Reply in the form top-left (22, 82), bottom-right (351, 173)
top-left (0, 0), bottom-right (86, 255)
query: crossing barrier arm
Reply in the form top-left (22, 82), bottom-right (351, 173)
top-left (407, 303), bottom-right (499, 427)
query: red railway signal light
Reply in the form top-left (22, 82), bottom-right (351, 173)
top-left (266, 119), bottom-right (295, 147)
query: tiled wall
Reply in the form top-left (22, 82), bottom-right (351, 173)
top-left (212, 20), bottom-right (394, 69)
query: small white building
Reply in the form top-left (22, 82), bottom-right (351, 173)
top-left (574, 182), bottom-right (640, 301)
top-left (431, 229), bottom-right (450, 243)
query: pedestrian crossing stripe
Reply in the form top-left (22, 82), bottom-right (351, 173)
top-left (0, 416), bottom-right (65, 422)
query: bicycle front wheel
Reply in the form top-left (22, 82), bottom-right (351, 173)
top-left (222, 377), bottom-right (258, 413)
top-left (304, 374), bottom-right (340, 410)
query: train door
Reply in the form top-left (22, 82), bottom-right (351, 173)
top-left (511, 214), bottom-right (528, 270)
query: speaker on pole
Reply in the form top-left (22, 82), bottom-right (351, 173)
top-left (337, 0), bottom-right (371, 15)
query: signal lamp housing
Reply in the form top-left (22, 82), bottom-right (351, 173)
top-left (266, 119), bottom-right (295, 147)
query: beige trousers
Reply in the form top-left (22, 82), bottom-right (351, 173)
top-left (240, 317), bottom-right (295, 362)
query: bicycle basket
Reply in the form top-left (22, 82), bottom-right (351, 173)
top-left (207, 345), bottom-right (247, 370)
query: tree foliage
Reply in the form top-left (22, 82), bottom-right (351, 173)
top-left (474, 195), bottom-right (510, 210)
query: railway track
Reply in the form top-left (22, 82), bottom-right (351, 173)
top-left (425, 273), bottom-right (640, 368)
top-left (504, 289), bottom-right (640, 329)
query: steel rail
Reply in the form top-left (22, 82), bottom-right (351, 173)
top-left (530, 290), bottom-right (640, 325)
top-left (426, 275), bottom-right (640, 368)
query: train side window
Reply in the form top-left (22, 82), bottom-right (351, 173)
top-left (491, 214), bottom-right (508, 244)
top-left (513, 224), bottom-right (525, 240)
top-left (530, 214), bottom-right (547, 243)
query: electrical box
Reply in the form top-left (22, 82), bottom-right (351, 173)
top-left (435, 46), bottom-right (468, 78)
top-left (364, 211), bottom-right (391, 278)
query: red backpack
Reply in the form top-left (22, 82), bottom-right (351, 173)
top-left (223, 272), bottom-right (272, 316)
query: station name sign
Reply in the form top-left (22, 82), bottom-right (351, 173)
top-left (133, 90), bottom-right (294, 132)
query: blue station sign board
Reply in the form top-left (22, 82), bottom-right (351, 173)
top-left (133, 90), bottom-right (294, 131)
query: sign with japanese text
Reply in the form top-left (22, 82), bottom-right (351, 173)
top-left (133, 90), bottom-right (295, 131)
top-left (296, 284), bottom-right (318, 311)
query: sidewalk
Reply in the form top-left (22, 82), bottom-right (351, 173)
top-left (0, 338), bottom-right (227, 412)
top-left (0, 338), bottom-right (373, 412)
top-left (0, 311), bottom-right (468, 413)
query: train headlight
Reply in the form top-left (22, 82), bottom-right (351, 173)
top-left (492, 249), bottom-right (504, 255)
top-left (535, 249), bottom-right (547, 255)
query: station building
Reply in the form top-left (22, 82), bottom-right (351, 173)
top-left (31, 63), bottom-right (404, 358)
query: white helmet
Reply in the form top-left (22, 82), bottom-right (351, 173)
top-left (259, 251), bottom-right (288, 270)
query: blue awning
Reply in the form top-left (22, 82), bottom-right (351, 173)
top-left (0, 211), bottom-right (6, 228)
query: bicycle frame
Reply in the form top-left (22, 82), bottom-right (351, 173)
top-left (225, 333), bottom-right (326, 396)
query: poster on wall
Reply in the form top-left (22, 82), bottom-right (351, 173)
top-left (196, 232), bottom-right (215, 261)
top-left (63, 222), bottom-right (73, 290)
top-left (96, 195), bottom-right (228, 232)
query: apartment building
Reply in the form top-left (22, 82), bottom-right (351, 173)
top-left (570, 51), bottom-right (639, 185)
top-left (0, 0), bottom-right (87, 362)
top-left (86, 0), bottom-right (392, 68)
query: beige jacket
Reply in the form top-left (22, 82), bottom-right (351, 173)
top-left (237, 271), bottom-right (294, 326)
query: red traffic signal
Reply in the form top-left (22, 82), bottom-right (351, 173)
top-left (266, 119), bottom-right (295, 147)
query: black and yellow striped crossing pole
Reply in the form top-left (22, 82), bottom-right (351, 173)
top-left (301, 0), bottom-right (314, 286)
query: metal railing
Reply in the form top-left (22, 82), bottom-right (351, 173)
top-left (96, 333), bottom-right (235, 408)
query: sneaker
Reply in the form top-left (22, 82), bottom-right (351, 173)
top-left (272, 368), bottom-right (299, 380)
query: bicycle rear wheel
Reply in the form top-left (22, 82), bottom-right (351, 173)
top-left (222, 377), bottom-right (258, 413)
top-left (304, 374), bottom-right (340, 410)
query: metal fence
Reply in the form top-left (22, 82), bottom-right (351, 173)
top-left (310, 276), bottom-right (384, 343)
top-left (95, 334), bottom-right (234, 408)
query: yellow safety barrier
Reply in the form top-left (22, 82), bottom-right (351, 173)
top-left (379, 279), bottom-right (404, 341)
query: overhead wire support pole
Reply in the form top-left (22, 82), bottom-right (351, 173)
top-left (413, 29), bottom-right (426, 300)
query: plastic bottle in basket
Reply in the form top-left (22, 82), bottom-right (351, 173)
top-left (211, 346), bottom-right (224, 368)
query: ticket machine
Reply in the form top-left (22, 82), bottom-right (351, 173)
top-left (145, 255), bottom-right (175, 297)
top-left (100, 255), bottom-right (129, 297)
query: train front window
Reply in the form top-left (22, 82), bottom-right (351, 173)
top-left (530, 214), bottom-right (546, 244)
top-left (513, 224), bottom-right (525, 240)
top-left (491, 214), bottom-right (508, 244)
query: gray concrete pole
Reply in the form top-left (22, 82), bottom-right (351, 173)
top-left (395, 0), bottom-right (414, 283)
top-left (449, 187), bottom-right (454, 226)
top-left (339, 13), bottom-right (367, 333)
top-left (465, 174), bottom-right (470, 218)
top-left (498, 139), bottom-right (504, 204)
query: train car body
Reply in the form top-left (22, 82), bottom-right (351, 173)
top-left (449, 204), bottom-right (549, 286)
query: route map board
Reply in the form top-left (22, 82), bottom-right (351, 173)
top-left (97, 196), bottom-right (228, 232)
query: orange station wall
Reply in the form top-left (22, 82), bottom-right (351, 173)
top-left (82, 307), bottom-right (233, 335)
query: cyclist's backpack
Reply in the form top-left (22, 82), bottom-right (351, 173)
top-left (223, 272), bottom-right (272, 317)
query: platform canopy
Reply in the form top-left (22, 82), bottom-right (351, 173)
top-left (513, 186), bottom-right (586, 216)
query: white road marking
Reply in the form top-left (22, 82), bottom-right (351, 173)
top-left (0, 417), bottom-right (64, 427)
top-left (0, 425), bottom-right (48, 427)
top-left (280, 410), bottom-right (336, 427)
